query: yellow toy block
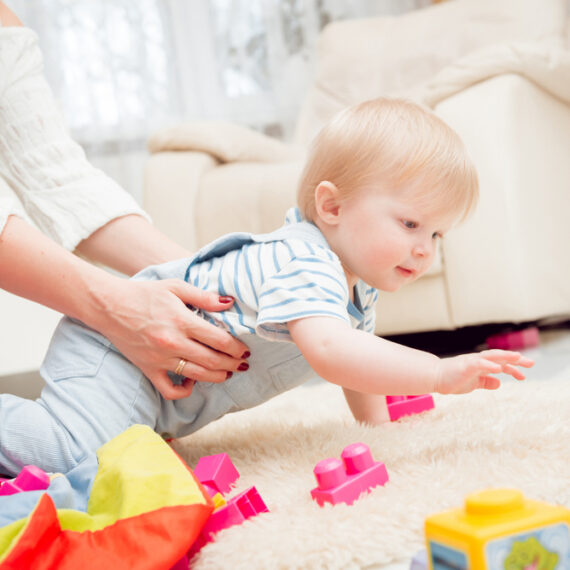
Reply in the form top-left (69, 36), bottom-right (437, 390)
top-left (425, 489), bottom-right (570, 569)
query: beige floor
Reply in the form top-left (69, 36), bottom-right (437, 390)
top-left (0, 324), bottom-right (568, 569)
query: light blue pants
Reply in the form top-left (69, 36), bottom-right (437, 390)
top-left (0, 224), bottom-right (325, 476)
top-left (0, 316), bottom-right (311, 476)
top-left (0, 319), bottom-right (160, 475)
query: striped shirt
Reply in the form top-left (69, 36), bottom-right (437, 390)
top-left (185, 208), bottom-right (378, 341)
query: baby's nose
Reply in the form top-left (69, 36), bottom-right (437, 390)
top-left (412, 239), bottom-right (434, 258)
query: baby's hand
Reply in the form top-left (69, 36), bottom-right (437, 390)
top-left (434, 350), bottom-right (534, 395)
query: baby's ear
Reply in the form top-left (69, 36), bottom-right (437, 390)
top-left (314, 181), bottom-right (341, 225)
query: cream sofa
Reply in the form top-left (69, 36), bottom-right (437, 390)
top-left (144, 0), bottom-right (570, 336)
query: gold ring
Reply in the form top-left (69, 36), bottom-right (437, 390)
top-left (175, 358), bottom-right (187, 376)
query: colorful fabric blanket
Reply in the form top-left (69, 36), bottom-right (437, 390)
top-left (0, 425), bottom-right (214, 569)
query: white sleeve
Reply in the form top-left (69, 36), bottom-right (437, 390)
top-left (0, 27), bottom-right (150, 251)
top-left (0, 195), bottom-right (16, 236)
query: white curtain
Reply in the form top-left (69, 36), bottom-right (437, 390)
top-left (9, 0), bottom-right (431, 201)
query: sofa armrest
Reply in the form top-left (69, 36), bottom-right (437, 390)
top-left (148, 121), bottom-right (303, 164)
top-left (436, 73), bottom-right (570, 325)
top-left (143, 151), bottom-right (218, 253)
top-left (144, 121), bottom-right (304, 252)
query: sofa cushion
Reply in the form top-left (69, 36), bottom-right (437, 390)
top-left (148, 121), bottom-right (303, 164)
top-left (295, 0), bottom-right (568, 143)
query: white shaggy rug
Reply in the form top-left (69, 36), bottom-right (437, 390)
top-left (173, 374), bottom-right (570, 570)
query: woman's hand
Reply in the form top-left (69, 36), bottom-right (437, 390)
top-left (88, 277), bottom-right (250, 400)
top-left (434, 350), bottom-right (534, 395)
top-left (1, 216), bottom-right (249, 400)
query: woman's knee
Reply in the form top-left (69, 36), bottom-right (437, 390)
top-left (0, 2), bottom-right (24, 27)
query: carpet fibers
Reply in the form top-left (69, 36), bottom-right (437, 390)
top-left (173, 376), bottom-right (570, 569)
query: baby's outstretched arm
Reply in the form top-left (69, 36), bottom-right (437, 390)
top-left (288, 317), bottom-right (533, 420)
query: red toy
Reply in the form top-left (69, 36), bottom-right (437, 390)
top-left (311, 442), bottom-right (389, 506)
top-left (0, 465), bottom-right (50, 496)
top-left (187, 453), bottom-right (269, 558)
top-left (193, 453), bottom-right (239, 497)
top-left (189, 486), bottom-right (268, 556)
top-left (486, 326), bottom-right (540, 350)
top-left (386, 394), bottom-right (435, 421)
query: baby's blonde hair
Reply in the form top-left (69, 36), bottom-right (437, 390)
top-left (297, 98), bottom-right (479, 223)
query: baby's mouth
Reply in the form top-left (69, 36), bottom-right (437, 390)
top-left (396, 266), bottom-right (416, 278)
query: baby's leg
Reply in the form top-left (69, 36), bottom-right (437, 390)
top-left (0, 393), bottom-right (85, 475)
top-left (0, 318), bottom-right (161, 475)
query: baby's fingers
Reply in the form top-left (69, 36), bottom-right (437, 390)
top-left (479, 350), bottom-right (534, 368)
top-left (501, 363), bottom-right (526, 381)
top-left (514, 356), bottom-right (534, 368)
top-left (478, 375), bottom-right (501, 390)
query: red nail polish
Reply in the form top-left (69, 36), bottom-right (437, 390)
top-left (241, 351), bottom-right (251, 359)
top-left (238, 362), bottom-right (249, 371)
top-left (226, 371), bottom-right (233, 379)
top-left (219, 296), bottom-right (233, 304)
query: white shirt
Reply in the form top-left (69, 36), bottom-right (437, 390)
top-left (0, 26), bottom-right (148, 249)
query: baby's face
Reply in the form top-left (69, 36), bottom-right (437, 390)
top-left (331, 183), bottom-right (456, 292)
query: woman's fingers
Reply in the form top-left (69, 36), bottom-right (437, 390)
top-left (169, 281), bottom-right (250, 359)
top-left (185, 312), bottom-right (250, 360)
top-left (169, 349), bottom-right (248, 384)
top-left (149, 371), bottom-right (196, 400)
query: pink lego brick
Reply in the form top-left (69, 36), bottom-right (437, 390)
top-left (310, 442), bottom-right (389, 506)
top-left (0, 465), bottom-right (50, 496)
top-left (189, 486), bottom-right (269, 556)
top-left (386, 394), bottom-right (435, 421)
top-left (194, 453), bottom-right (239, 497)
top-left (486, 326), bottom-right (540, 350)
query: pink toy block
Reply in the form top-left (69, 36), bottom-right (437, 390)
top-left (386, 394), bottom-right (434, 421)
top-left (486, 326), bottom-right (539, 350)
top-left (310, 442), bottom-right (389, 506)
top-left (189, 486), bottom-right (269, 556)
top-left (194, 453), bottom-right (240, 497)
top-left (0, 465), bottom-right (50, 496)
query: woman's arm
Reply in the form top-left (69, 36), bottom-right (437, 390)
top-left (288, 316), bottom-right (533, 423)
top-left (0, 1), bottom-right (21, 25)
top-left (75, 214), bottom-right (191, 276)
top-left (0, 215), bottom-right (249, 399)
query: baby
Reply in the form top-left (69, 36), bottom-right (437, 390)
top-left (0, 98), bottom-right (533, 475)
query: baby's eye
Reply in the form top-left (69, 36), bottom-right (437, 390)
top-left (432, 232), bottom-right (443, 240)
top-left (402, 220), bottom-right (417, 229)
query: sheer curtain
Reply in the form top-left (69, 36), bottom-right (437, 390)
top-left (10, 0), bottom-right (431, 201)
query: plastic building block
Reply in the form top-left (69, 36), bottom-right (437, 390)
top-left (194, 453), bottom-right (239, 497)
top-left (486, 326), bottom-right (540, 350)
top-left (189, 486), bottom-right (269, 556)
top-left (0, 465), bottom-right (50, 496)
top-left (424, 488), bottom-right (570, 570)
top-left (386, 394), bottom-right (435, 421)
top-left (410, 549), bottom-right (427, 570)
top-left (188, 453), bottom-right (269, 556)
top-left (310, 442), bottom-right (389, 506)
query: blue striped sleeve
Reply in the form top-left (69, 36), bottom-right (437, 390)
top-left (256, 250), bottom-right (350, 341)
top-left (357, 283), bottom-right (378, 333)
